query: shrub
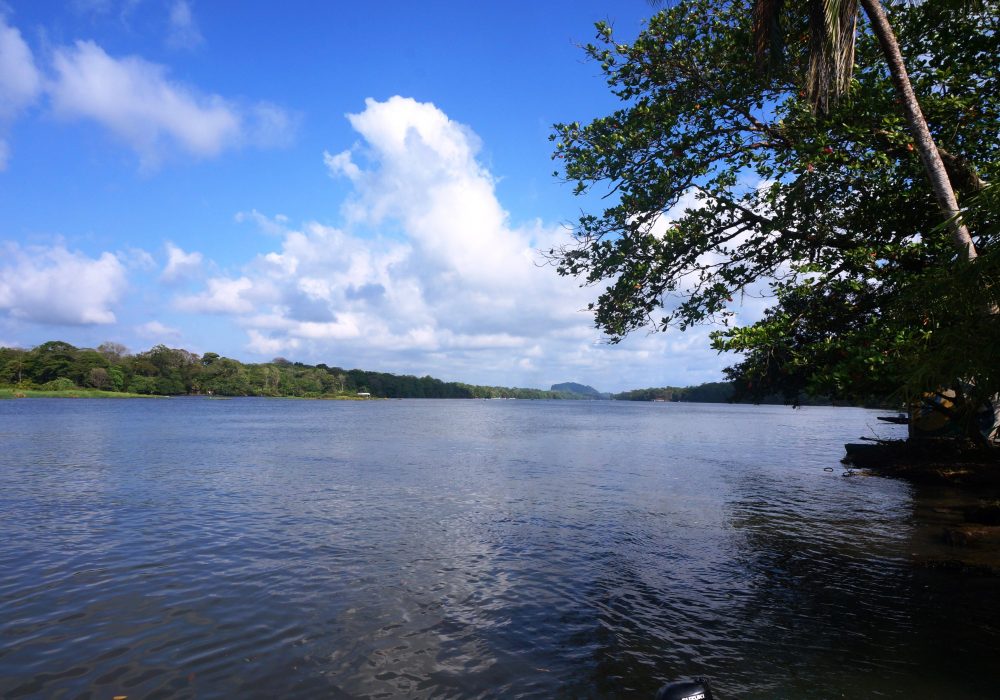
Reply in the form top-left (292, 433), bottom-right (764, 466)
top-left (40, 378), bottom-right (77, 391)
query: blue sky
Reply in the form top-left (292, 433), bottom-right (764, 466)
top-left (0, 0), bottom-right (755, 392)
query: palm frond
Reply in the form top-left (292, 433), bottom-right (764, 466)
top-left (805, 0), bottom-right (860, 113)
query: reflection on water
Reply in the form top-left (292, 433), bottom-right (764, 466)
top-left (1, 399), bottom-right (998, 698)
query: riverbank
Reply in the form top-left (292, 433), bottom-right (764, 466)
top-left (0, 388), bottom-right (378, 400)
top-left (0, 388), bottom-right (159, 399)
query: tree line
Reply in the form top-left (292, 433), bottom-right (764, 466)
top-left (0, 340), bottom-right (600, 400)
top-left (2, 340), bottom-right (885, 404)
top-left (613, 381), bottom-right (889, 407)
top-left (614, 383), bottom-right (736, 403)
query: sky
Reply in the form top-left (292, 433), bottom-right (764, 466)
top-left (0, 0), bottom-right (765, 393)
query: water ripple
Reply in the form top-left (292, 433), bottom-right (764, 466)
top-left (1, 400), bottom-right (998, 698)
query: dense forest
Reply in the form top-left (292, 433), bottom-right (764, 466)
top-left (0, 340), bottom-right (608, 400)
top-left (2, 340), bottom-right (872, 404)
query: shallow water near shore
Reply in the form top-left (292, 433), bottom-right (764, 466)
top-left (1, 398), bottom-right (998, 698)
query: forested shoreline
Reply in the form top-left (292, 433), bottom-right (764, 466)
top-left (0, 341), bottom-right (588, 399)
top-left (0, 345), bottom-right (824, 402)
top-left (1, 340), bottom-right (883, 404)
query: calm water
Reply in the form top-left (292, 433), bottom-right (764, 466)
top-left (1, 399), bottom-right (998, 698)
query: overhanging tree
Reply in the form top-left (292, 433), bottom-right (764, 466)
top-left (551, 0), bottom-right (998, 432)
top-left (753, 0), bottom-right (980, 260)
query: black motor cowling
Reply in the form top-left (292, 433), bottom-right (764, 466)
top-left (655, 677), bottom-right (713, 700)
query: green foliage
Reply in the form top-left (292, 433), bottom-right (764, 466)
top-left (40, 377), bottom-right (78, 391)
top-left (553, 0), bottom-right (999, 410)
top-left (613, 382), bottom-right (735, 403)
top-left (128, 375), bottom-right (159, 395)
top-left (26, 341), bottom-right (79, 384)
top-left (614, 386), bottom-right (686, 402)
top-left (107, 366), bottom-right (125, 392)
top-left (0, 340), bottom-right (601, 400)
top-left (716, 242), bottom-right (1000, 416)
top-left (0, 387), bottom-right (153, 399)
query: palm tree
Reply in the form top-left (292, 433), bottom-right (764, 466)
top-left (753, 1), bottom-right (998, 441)
top-left (752, 0), bottom-right (979, 262)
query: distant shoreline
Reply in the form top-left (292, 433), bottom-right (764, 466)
top-left (0, 389), bottom-right (381, 400)
top-left (1, 388), bottom-right (162, 399)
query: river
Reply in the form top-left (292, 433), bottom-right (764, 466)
top-left (1, 398), bottom-right (998, 698)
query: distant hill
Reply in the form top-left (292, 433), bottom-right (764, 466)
top-left (550, 382), bottom-right (611, 399)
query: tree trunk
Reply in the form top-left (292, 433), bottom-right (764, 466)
top-left (859, 0), bottom-right (978, 262)
top-left (860, 1), bottom-right (1000, 443)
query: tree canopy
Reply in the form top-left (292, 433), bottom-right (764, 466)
top-left (0, 340), bottom-right (597, 400)
top-left (551, 0), bottom-right (999, 422)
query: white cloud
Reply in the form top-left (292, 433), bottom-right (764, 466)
top-left (161, 242), bottom-right (203, 282)
top-left (0, 13), bottom-right (294, 168)
top-left (323, 149), bottom-right (360, 181)
top-left (0, 15), bottom-right (42, 169)
top-left (153, 96), bottom-right (742, 390)
top-left (174, 97), bottom-right (687, 388)
top-left (0, 16), bottom-right (40, 117)
top-left (328, 96), bottom-right (534, 288)
top-left (47, 39), bottom-right (294, 167)
top-left (166, 0), bottom-right (203, 50)
top-left (247, 329), bottom-right (298, 356)
top-left (0, 243), bottom-right (127, 325)
top-left (49, 40), bottom-right (239, 166)
top-left (136, 319), bottom-right (181, 339)
top-left (175, 276), bottom-right (256, 314)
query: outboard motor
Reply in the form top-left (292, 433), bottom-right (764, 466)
top-left (655, 677), bottom-right (713, 700)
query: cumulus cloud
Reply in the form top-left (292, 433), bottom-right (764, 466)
top-left (0, 12), bottom-right (295, 167)
top-left (49, 40), bottom-right (240, 166)
top-left (0, 243), bottom-right (127, 325)
top-left (174, 97), bottom-right (678, 387)
top-left (166, 0), bottom-right (203, 50)
top-left (0, 15), bottom-right (42, 168)
top-left (158, 97), bottom-right (741, 388)
top-left (46, 37), bottom-right (294, 167)
top-left (0, 16), bottom-right (41, 117)
top-left (327, 97), bottom-right (537, 288)
top-left (161, 242), bottom-right (203, 282)
top-left (175, 276), bottom-right (256, 314)
top-left (136, 319), bottom-right (181, 339)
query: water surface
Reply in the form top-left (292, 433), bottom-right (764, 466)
top-left (1, 399), bottom-right (998, 698)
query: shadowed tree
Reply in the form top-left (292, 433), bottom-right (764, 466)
top-left (751, 0), bottom-right (978, 260)
top-left (754, 0), bottom-right (997, 438)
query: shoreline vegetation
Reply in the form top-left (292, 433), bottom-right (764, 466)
top-left (0, 388), bottom-right (156, 399)
top-left (1, 339), bottom-right (874, 405)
